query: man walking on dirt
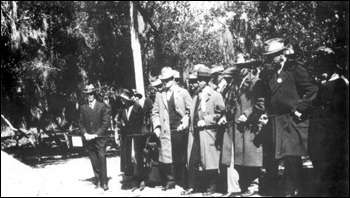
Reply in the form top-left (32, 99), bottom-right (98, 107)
top-left (78, 84), bottom-right (110, 191)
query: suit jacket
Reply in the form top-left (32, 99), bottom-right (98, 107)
top-left (267, 61), bottom-right (318, 158)
top-left (117, 102), bottom-right (144, 175)
top-left (152, 84), bottom-right (192, 163)
top-left (118, 103), bottom-right (144, 138)
top-left (187, 85), bottom-right (226, 170)
top-left (78, 100), bottom-right (110, 137)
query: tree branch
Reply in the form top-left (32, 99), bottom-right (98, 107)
top-left (134, 1), bottom-right (158, 34)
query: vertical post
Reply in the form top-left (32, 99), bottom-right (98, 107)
top-left (130, 1), bottom-right (145, 98)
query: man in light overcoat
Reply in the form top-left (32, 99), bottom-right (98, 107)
top-left (186, 66), bottom-right (227, 196)
top-left (152, 67), bottom-right (192, 190)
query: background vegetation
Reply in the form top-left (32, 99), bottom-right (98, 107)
top-left (1, 1), bottom-right (348, 131)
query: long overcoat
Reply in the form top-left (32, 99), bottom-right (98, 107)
top-left (152, 84), bottom-right (192, 163)
top-left (187, 86), bottom-right (226, 170)
top-left (267, 61), bottom-right (318, 159)
top-left (234, 73), bottom-right (266, 167)
top-left (117, 103), bottom-right (144, 175)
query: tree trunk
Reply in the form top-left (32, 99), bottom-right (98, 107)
top-left (130, 1), bottom-right (145, 97)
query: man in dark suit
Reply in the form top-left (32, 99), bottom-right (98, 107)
top-left (78, 84), bottom-right (110, 191)
top-left (262, 38), bottom-right (318, 197)
top-left (117, 89), bottom-right (146, 191)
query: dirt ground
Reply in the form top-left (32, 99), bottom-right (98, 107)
top-left (1, 148), bottom-right (225, 197)
top-left (2, 144), bottom-right (315, 197)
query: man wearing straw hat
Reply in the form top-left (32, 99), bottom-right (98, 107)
top-left (152, 66), bottom-right (192, 190)
top-left (78, 84), bottom-right (110, 191)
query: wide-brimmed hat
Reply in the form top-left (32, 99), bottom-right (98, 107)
top-left (132, 89), bottom-right (143, 99)
top-left (173, 70), bottom-right (180, 79)
top-left (188, 73), bottom-right (198, 82)
top-left (150, 77), bottom-right (162, 87)
top-left (263, 38), bottom-right (286, 55)
top-left (192, 64), bottom-right (206, 75)
top-left (83, 84), bottom-right (97, 94)
top-left (210, 64), bottom-right (225, 74)
top-left (119, 89), bottom-right (133, 101)
top-left (234, 53), bottom-right (262, 68)
top-left (197, 67), bottom-right (212, 78)
top-left (222, 67), bottom-right (237, 78)
top-left (160, 67), bottom-right (175, 80)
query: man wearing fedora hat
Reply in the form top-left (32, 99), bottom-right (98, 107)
top-left (183, 66), bottom-right (227, 196)
top-left (262, 38), bottom-right (318, 197)
top-left (117, 89), bottom-right (146, 191)
top-left (210, 64), bottom-right (227, 95)
top-left (78, 84), bottom-right (110, 191)
top-left (152, 66), bottom-right (192, 190)
top-left (230, 54), bottom-right (266, 197)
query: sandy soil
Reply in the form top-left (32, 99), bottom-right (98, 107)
top-left (1, 150), bottom-right (222, 197)
top-left (2, 147), bottom-right (314, 197)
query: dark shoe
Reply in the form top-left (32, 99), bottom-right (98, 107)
top-left (139, 181), bottom-right (145, 191)
top-left (120, 176), bottom-right (133, 183)
top-left (162, 183), bottom-right (175, 191)
top-left (203, 189), bottom-right (216, 196)
top-left (101, 184), bottom-right (109, 191)
top-left (181, 188), bottom-right (196, 195)
top-left (93, 179), bottom-right (100, 189)
top-left (131, 187), bottom-right (138, 192)
top-left (221, 192), bottom-right (241, 197)
top-left (241, 189), bottom-right (258, 197)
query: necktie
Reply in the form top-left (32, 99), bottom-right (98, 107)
top-left (89, 103), bottom-right (93, 109)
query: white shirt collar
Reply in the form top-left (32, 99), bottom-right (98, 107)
top-left (89, 99), bottom-right (96, 109)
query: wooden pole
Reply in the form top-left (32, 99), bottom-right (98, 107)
top-left (130, 1), bottom-right (145, 98)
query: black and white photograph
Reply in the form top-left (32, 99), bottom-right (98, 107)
top-left (1, 1), bottom-right (349, 197)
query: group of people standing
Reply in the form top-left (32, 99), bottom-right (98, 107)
top-left (77, 37), bottom-right (348, 197)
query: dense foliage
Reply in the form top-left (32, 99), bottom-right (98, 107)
top-left (1, 1), bottom-right (348, 130)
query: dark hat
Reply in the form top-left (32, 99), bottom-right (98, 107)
top-left (119, 89), bottom-right (133, 101)
top-left (234, 53), bottom-right (262, 68)
top-left (132, 89), bottom-right (143, 99)
top-left (222, 67), bottom-right (237, 77)
top-left (83, 84), bottom-right (97, 94)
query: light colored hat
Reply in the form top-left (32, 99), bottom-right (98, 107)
top-left (192, 64), bottom-right (206, 75)
top-left (150, 77), bottom-right (162, 87)
top-left (160, 67), bottom-right (175, 80)
top-left (174, 70), bottom-right (180, 79)
top-left (210, 64), bottom-right (225, 74)
top-left (188, 73), bottom-right (197, 80)
top-left (197, 67), bottom-right (212, 77)
top-left (83, 84), bottom-right (97, 94)
top-left (263, 38), bottom-right (285, 55)
top-left (235, 53), bottom-right (246, 64)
